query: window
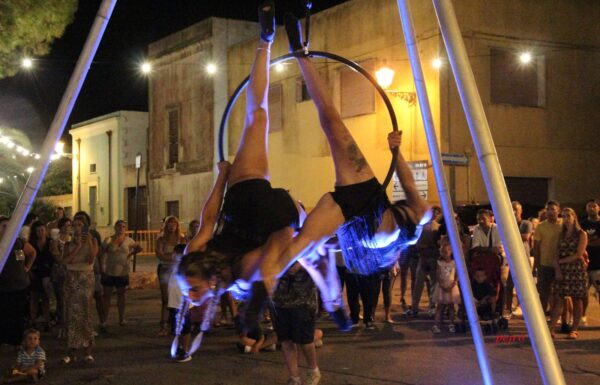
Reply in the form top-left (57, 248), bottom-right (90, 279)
top-left (340, 60), bottom-right (375, 118)
top-left (296, 79), bottom-right (311, 102)
top-left (167, 108), bottom-right (180, 169)
top-left (89, 163), bottom-right (96, 173)
top-left (165, 200), bottom-right (179, 218)
top-left (269, 84), bottom-right (283, 133)
top-left (490, 48), bottom-right (545, 107)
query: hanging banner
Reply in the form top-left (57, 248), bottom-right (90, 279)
top-left (392, 160), bottom-right (428, 201)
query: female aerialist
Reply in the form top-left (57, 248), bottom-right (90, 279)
top-left (180, 1), bottom-right (306, 328)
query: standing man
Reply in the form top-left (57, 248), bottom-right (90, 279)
top-left (581, 199), bottom-right (600, 325)
top-left (404, 206), bottom-right (442, 317)
top-left (508, 201), bottom-right (533, 316)
top-left (534, 201), bottom-right (562, 314)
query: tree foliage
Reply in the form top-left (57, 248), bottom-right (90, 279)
top-left (0, 0), bottom-right (78, 79)
top-left (39, 157), bottom-right (72, 197)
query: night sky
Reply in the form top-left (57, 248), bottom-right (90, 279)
top-left (0, 0), bottom-right (348, 148)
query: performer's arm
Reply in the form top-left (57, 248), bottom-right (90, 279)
top-left (186, 161), bottom-right (231, 253)
top-left (388, 131), bottom-right (430, 223)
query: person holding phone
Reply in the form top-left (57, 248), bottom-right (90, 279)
top-left (61, 215), bottom-right (98, 364)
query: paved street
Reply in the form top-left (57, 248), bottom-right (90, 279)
top-left (1, 257), bottom-right (599, 385)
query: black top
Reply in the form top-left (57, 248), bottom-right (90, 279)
top-left (471, 280), bottom-right (496, 301)
top-left (0, 238), bottom-right (30, 292)
top-left (581, 218), bottom-right (600, 271)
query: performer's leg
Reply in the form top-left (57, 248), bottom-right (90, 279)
top-left (228, 2), bottom-right (275, 186)
top-left (295, 55), bottom-right (375, 186)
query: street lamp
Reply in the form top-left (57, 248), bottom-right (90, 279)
top-left (206, 63), bottom-right (217, 75)
top-left (375, 65), bottom-right (416, 105)
top-left (21, 58), bottom-right (33, 69)
top-left (141, 61), bottom-right (152, 74)
top-left (519, 51), bottom-right (532, 64)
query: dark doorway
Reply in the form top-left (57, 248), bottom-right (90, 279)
top-left (126, 186), bottom-right (148, 230)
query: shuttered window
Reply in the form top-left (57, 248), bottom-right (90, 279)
top-left (340, 60), bottom-right (375, 118)
top-left (167, 108), bottom-right (179, 169)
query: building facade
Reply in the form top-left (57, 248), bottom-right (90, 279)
top-left (70, 111), bottom-right (148, 236)
top-left (147, 17), bottom-right (256, 229)
top-left (149, 0), bottom-right (599, 219)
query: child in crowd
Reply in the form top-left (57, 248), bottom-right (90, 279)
top-left (432, 237), bottom-right (460, 334)
top-left (471, 269), bottom-right (497, 319)
top-left (167, 244), bottom-right (196, 362)
top-left (3, 329), bottom-right (46, 383)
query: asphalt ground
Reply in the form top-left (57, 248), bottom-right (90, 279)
top-left (1, 257), bottom-right (599, 385)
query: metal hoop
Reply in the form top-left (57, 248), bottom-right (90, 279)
top-left (217, 50), bottom-right (399, 190)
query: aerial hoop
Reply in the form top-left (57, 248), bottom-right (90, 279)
top-left (217, 50), bottom-right (400, 191)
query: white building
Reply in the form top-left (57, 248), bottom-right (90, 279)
top-left (70, 111), bottom-right (148, 236)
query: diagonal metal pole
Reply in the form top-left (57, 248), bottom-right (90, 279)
top-left (0, 0), bottom-right (117, 273)
top-left (396, 1), bottom-right (494, 384)
top-left (431, 0), bottom-right (566, 384)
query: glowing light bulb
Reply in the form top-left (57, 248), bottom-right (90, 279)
top-left (375, 66), bottom-right (395, 90)
top-left (141, 62), bottom-right (152, 74)
top-left (206, 63), bottom-right (217, 75)
top-left (22, 58), bottom-right (33, 69)
top-left (275, 63), bottom-right (285, 73)
top-left (432, 58), bottom-right (443, 69)
top-left (519, 52), bottom-right (532, 64)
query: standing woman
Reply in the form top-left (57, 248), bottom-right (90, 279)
top-left (549, 207), bottom-right (588, 339)
top-left (99, 220), bottom-right (142, 329)
top-left (0, 215), bottom-right (36, 348)
top-left (61, 215), bottom-right (98, 363)
top-left (50, 217), bottom-right (72, 337)
top-left (155, 216), bottom-right (186, 336)
top-left (28, 221), bottom-right (54, 330)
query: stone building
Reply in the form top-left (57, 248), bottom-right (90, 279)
top-left (147, 17), bottom-right (256, 229)
top-left (148, 0), bottom-right (599, 221)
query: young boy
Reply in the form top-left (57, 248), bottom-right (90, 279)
top-left (4, 329), bottom-right (46, 383)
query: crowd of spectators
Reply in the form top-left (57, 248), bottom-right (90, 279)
top-left (0, 197), bottom-right (598, 384)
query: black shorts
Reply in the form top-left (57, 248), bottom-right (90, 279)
top-left (331, 177), bottom-right (385, 222)
top-left (271, 306), bottom-right (315, 345)
top-left (101, 274), bottom-right (129, 288)
top-left (210, 178), bottom-right (300, 254)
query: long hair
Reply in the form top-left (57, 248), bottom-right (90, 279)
top-left (161, 215), bottom-right (185, 243)
top-left (561, 207), bottom-right (582, 237)
top-left (28, 221), bottom-right (48, 247)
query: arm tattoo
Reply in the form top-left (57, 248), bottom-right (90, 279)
top-left (347, 142), bottom-right (368, 172)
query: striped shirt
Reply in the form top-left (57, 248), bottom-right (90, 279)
top-left (17, 346), bottom-right (46, 374)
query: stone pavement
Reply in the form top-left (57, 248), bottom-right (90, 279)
top-left (1, 257), bottom-right (599, 385)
